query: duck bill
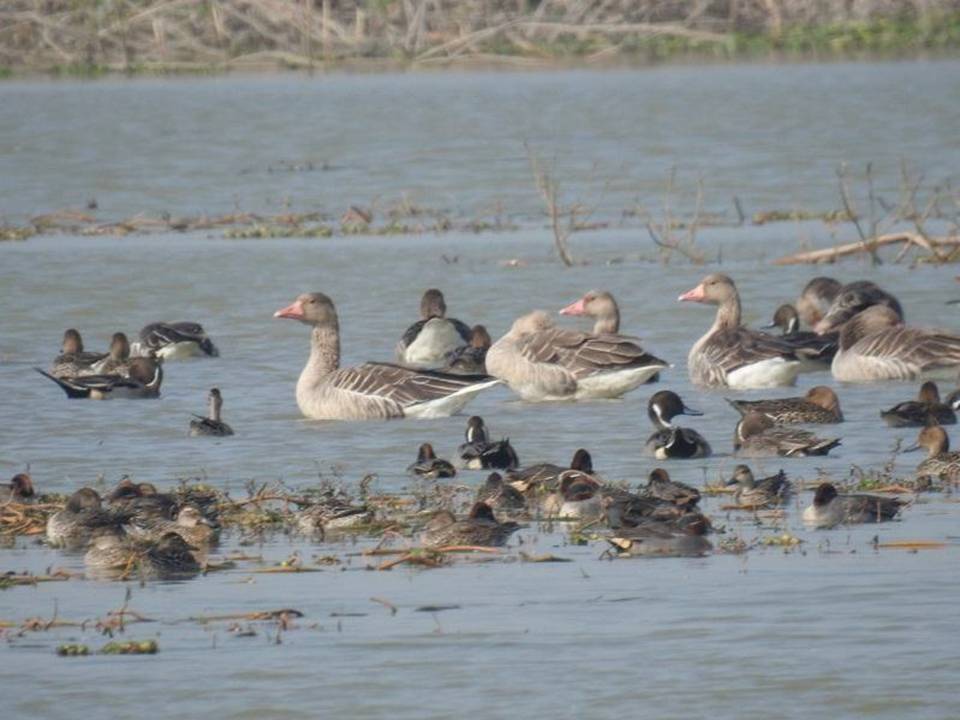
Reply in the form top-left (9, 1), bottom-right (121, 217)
top-left (681, 404), bottom-right (703, 416)
top-left (559, 298), bottom-right (587, 316)
top-left (678, 284), bottom-right (704, 303)
top-left (902, 443), bottom-right (921, 453)
top-left (724, 477), bottom-right (739, 486)
top-left (274, 300), bottom-right (305, 320)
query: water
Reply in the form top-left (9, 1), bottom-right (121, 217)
top-left (2, 63), bottom-right (960, 719)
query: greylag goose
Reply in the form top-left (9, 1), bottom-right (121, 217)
top-left (764, 304), bottom-right (837, 370)
top-left (643, 391), bottom-right (711, 459)
top-left (726, 386), bottom-right (843, 424)
top-left (131, 321), bottom-right (219, 359)
top-left (88, 332), bottom-right (132, 376)
top-left (485, 311), bottom-right (667, 401)
top-left (830, 305), bottom-right (960, 382)
top-left (881, 382), bottom-right (958, 427)
top-left (407, 442), bottom-right (457, 478)
top-left (905, 425), bottom-right (960, 483)
top-left (190, 388), bottom-right (234, 437)
top-left (725, 465), bottom-right (791, 508)
top-left (2, 473), bottom-right (35, 502)
top-left (814, 280), bottom-right (903, 334)
top-left (50, 329), bottom-right (107, 378)
top-left (396, 289), bottom-right (472, 368)
top-left (734, 412), bottom-right (840, 457)
top-left (274, 292), bottom-right (499, 420)
top-left (35, 357), bottom-right (162, 399)
top-left (458, 416), bottom-right (519, 470)
top-left (443, 325), bottom-right (492, 375)
top-left (678, 274), bottom-right (805, 388)
top-left (802, 482), bottom-right (905, 528)
top-left (420, 502), bottom-right (520, 547)
top-left (795, 276), bottom-right (841, 328)
top-left (559, 290), bottom-right (621, 334)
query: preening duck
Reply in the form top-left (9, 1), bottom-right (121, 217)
top-left (643, 391), bottom-right (711, 459)
top-left (274, 292), bottom-right (499, 420)
top-left (35, 357), bottom-right (162, 399)
top-left (396, 289), bottom-right (472, 368)
top-left (443, 325), bottom-right (492, 375)
top-left (880, 382), bottom-right (958, 427)
top-left (132, 321), bottom-right (219, 359)
top-left (189, 388), bottom-right (234, 437)
top-left (726, 386), bottom-right (843, 424)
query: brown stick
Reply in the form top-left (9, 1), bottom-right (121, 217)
top-left (772, 233), bottom-right (960, 265)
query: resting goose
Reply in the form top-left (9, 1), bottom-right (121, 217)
top-left (643, 390), bottom-right (711, 459)
top-left (50, 329), bottom-right (107, 378)
top-left (274, 292), bottom-right (499, 420)
top-left (131, 321), bottom-right (219, 359)
top-left (814, 280), bottom-right (903, 334)
top-left (396, 289), bottom-right (472, 368)
top-left (189, 388), bottom-right (234, 437)
top-left (727, 385), bottom-right (843, 424)
top-left (485, 311), bottom-right (667, 401)
top-left (679, 274), bottom-right (804, 388)
top-left (734, 412), bottom-right (840, 457)
top-left (443, 325), bottom-right (492, 375)
top-left (830, 306), bottom-right (960, 383)
top-left (35, 357), bottom-right (162, 399)
top-left (802, 482), bottom-right (905, 528)
top-left (795, 277), bottom-right (841, 328)
top-left (881, 382), bottom-right (958, 428)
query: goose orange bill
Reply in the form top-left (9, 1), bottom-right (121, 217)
top-left (559, 297), bottom-right (587, 316)
top-left (678, 284), bottom-right (705, 302)
top-left (274, 300), bottom-right (305, 320)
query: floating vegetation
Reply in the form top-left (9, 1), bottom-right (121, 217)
top-left (99, 639), bottom-right (158, 655)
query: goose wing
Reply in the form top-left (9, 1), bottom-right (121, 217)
top-left (854, 327), bottom-right (960, 374)
top-left (516, 327), bottom-right (666, 378)
top-left (329, 362), bottom-right (495, 408)
top-left (705, 327), bottom-right (800, 375)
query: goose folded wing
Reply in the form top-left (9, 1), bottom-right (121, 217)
top-left (706, 328), bottom-right (800, 374)
top-left (329, 362), bottom-right (492, 406)
top-left (517, 327), bottom-right (664, 378)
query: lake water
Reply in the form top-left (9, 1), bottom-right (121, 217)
top-left (2, 62), bottom-right (960, 719)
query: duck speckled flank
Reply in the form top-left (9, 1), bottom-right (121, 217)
top-left (727, 386), bottom-right (843, 424)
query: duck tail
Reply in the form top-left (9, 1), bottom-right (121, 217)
top-left (34, 367), bottom-right (88, 399)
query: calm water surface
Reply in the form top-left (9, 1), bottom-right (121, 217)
top-left (2, 63), bottom-right (960, 719)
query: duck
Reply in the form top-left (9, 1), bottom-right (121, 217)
top-left (904, 425), bottom-right (960, 484)
top-left (802, 482), bottom-right (905, 528)
top-left (734, 412), bottom-right (841, 457)
top-left (544, 470), bottom-right (605, 520)
top-left (763, 304), bottom-right (837, 370)
top-left (880, 382), bottom-right (958, 427)
top-left (795, 276), bottom-right (841, 328)
top-left (678, 274), bottom-right (806, 388)
top-left (88, 332), bottom-right (132, 376)
top-left (725, 465), bottom-right (791, 508)
top-left (485, 310), bottom-right (667, 401)
top-left (396, 289), bottom-right (473, 368)
top-left (2, 473), bottom-right (35, 502)
top-left (124, 504), bottom-right (219, 547)
top-left (46, 488), bottom-right (128, 549)
top-left (601, 486), bottom-right (703, 530)
top-left (296, 491), bottom-right (374, 535)
top-left (643, 390), bottom-right (711, 459)
top-left (274, 292), bottom-right (499, 420)
top-left (189, 388), bottom-right (234, 437)
top-left (506, 448), bottom-right (593, 498)
top-left (443, 325), bottom-right (492, 375)
top-left (813, 280), bottom-right (904, 334)
top-left (726, 386), bottom-right (843, 424)
top-left (419, 502), bottom-right (520, 547)
top-left (131, 321), bottom-right (219, 359)
top-left (641, 468), bottom-right (701, 509)
top-left (35, 357), bottom-right (162, 399)
top-left (829, 305), bottom-right (960, 382)
top-left (559, 290), bottom-right (622, 334)
top-left (50, 329), bottom-right (107, 377)
top-left (407, 443), bottom-right (457, 479)
top-left (107, 479), bottom-right (178, 519)
top-left (475, 472), bottom-right (527, 513)
top-left (84, 531), bottom-right (201, 580)
top-left (458, 416), bottom-right (519, 470)
top-left (606, 517), bottom-right (712, 558)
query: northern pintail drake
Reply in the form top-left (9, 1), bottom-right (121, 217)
top-left (905, 426), bottom-right (960, 484)
top-left (131, 321), bottom-right (219, 359)
top-left (407, 442), bottom-right (457, 479)
top-left (559, 290), bottom-right (622, 334)
top-left (458, 416), bottom-right (519, 470)
top-left (802, 482), bottom-right (905, 528)
top-left (881, 382), bottom-right (959, 427)
top-left (36, 357), bottom-right (162, 399)
top-left (830, 305), bottom-right (960, 383)
top-left (2, 473), bottom-right (35, 502)
top-left (475, 472), bottom-right (527, 513)
top-left (50, 329), bottom-right (107, 378)
top-left (88, 333), bottom-right (132, 376)
top-left (814, 280), bottom-right (904, 334)
top-left (644, 391), bottom-right (711, 459)
top-left (796, 277), bottom-right (841, 328)
top-left (125, 505), bottom-right (219, 547)
top-left (46, 488), bottom-right (128, 549)
top-left (274, 292), bottom-right (499, 420)
top-left (485, 310), bottom-right (667, 401)
top-left (678, 274), bottom-right (804, 388)
top-left (420, 502), bottom-right (520, 547)
top-left (607, 517), bottom-right (712, 558)
top-left (725, 465), bottom-right (791, 508)
top-left (396, 289), bottom-right (472, 368)
top-left (506, 448), bottom-right (593, 498)
top-left (764, 304), bottom-right (837, 370)
top-left (734, 412), bottom-right (840, 457)
top-left (85, 531), bottom-right (201, 580)
top-left (727, 385), bottom-right (843, 424)
top-left (443, 325), bottom-right (492, 375)
top-left (642, 468), bottom-right (701, 509)
top-left (190, 388), bottom-right (234, 437)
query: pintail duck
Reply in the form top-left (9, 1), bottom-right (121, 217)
top-left (795, 277), bottom-right (841, 329)
top-left (407, 443), bottom-right (457, 479)
top-left (85, 532), bottom-right (201, 580)
top-left (458, 416), bottom-right (519, 470)
top-left (601, 487), bottom-right (704, 530)
top-left (485, 310), bottom-right (667, 401)
top-left (46, 488), bottom-right (128, 549)
top-left (802, 482), bottom-right (905, 528)
top-left (131, 321), bottom-right (219, 359)
top-left (642, 468), bottom-right (701, 509)
top-left (506, 448), bottom-right (593, 498)
top-left (50, 329), bottom-right (107, 378)
top-left (727, 385), bottom-right (843, 424)
top-left (763, 304), bottom-right (837, 370)
top-left (475, 472), bottom-right (527, 513)
top-left (2, 473), bottom-right (35, 502)
top-left (607, 516), bottom-right (712, 558)
top-left (734, 412), bottom-right (840, 457)
top-left (904, 426), bottom-right (960, 484)
top-left (813, 280), bottom-right (903, 334)
top-left (678, 274), bottom-right (806, 388)
top-left (190, 388), bottom-right (234, 437)
top-left (443, 325), bottom-right (492, 375)
top-left (125, 505), bottom-right (219, 547)
top-left (880, 382), bottom-right (959, 427)
top-left (396, 289), bottom-right (473, 368)
top-left (35, 357), bottom-right (162, 399)
top-left (644, 390), bottom-right (711, 459)
top-left (829, 305), bottom-right (960, 383)
top-left (274, 292), bottom-right (499, 420)
top-left (420, 502), bottom-right (520, 547)
top-left (725, 465), bottom-right (791, 508)
top-left (88, 333), bottom-right (132, 376)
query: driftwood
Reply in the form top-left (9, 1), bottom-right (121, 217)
top-left (773, 233), bottom-right (960, 265)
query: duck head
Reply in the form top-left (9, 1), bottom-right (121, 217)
top-left (917, 381), bottom-right (941, 405)
top-left (734, 413), bottom-right (774, 449)
top-left (420, 289), bottom-right (447, 320)
top-left (109, 332), bottom-right (130, 361)
top-left (61, 328), bottom-right (84, 354)
top-left (904, 425), bottom-right (950, 456)
top-left (469, 325), bottom-right (492, 350)
top-left (66, 487), bottom-right (103, 513)
top-left (129, 357), bottom-right (163, 389)
top-left (764, 304), bottom-right (800, 335)
top-left (725, 464), bottom-right (755, 488)
top-left (416, 442), bottom-right (438, 463)
top-left (464, 416), bottom-right (489, 444)
top-left (466, 501), bottom-right (498, 522)
top-left (648, 390), bottom-right (702, 429)
top-left (176, 505), bottom-right (213, 528)
top-left (812, 482), bottom-right (838, 507)
top-left (805, 386), bottom-right (841, 414)
top-left (9, 473), bottom-right (35, 499)
top-left (569, 448), bottom-right (593, 473)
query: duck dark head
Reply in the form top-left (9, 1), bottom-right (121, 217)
top-left (559, 473), bottom-right (600, 501)
top-left (109, 332), bottom-right (130, 360)
top-left (420, 289), bottom-right (447, 320)
top-left (570, 448), bottom-right (593, 473)
top-left (918, 381), bottom-right (941, 405)
top-left (467, 501), bottom-right (497, 523)
top-left (469, 325), bottom-right (492, 350)
top-left (274, 292), bottom-right (338, 328)
top-left (66, 487), bottom-right (102, 513)
top-left (61, 328), bottom-right (84, 354)
top-left (129, 357), bottom-right (163, 388)
top-left (813, 482), bottom-right (838, 507)
top-left (766, 304), bottom-right (800, 335)
top-left (416, 442), bottom-right (438, 463)
top-left (483, 472), bottom-right (504, 489)
top-left (9, 473), bottom-right (35, 499)
top-left (647, 468), bottom-right (671, 486)
top-left (648, 390), bottom-right (702, 429)
top-left (464, 416), bottom-right (488, 444)
top-left (726, 464), bottom-right (755, 487)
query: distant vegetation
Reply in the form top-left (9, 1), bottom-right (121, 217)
top-left (2, 0), bottom-right (960, 75)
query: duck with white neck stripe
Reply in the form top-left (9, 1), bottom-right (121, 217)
top-left (643, 390), bottom-right (711, 459)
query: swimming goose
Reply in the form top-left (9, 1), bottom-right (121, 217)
top-left (87, 333), bottom-right (132, 376)
top-left (274, 292), bottom-right (499, 420)
top-left (85, 532), bottom-right (201, 580)
top-left (475, 472), bottom-right (527, 513)
top-left (814, 280), bottom-right (904, 334)
top-left (420, 502), bottom-right (520, 547)
top-left (131, 321), bottom-right (219, 359)
top-left (46, 488), bottom-right (129, 549)
top-left (734, 412), bottom-right (841, 457)
top-left (795, 277), bottom-right (841, 328)
top-left (457, 416), bottom-right (519, 470)
top-left (485, 311), bottom-right (667, 401)
top-left (642, 468), bottom-right (701, 509)
top-left (802, 482), bottom-right (905, 528)
top-left (2, 473), bottom-right (35, 502)
top-left (727, 386), bottom-right (843, 424)
top-left (190, 388), bottom-right (234, 437)
top-left (830, 305), bottom-right (960, 382)
top-left (35, 357), bottom-right (163, 399)
top-left (904, 425), bottom-right (960, 483)
top-left (443, 325), bottom-right (492, 375)
top-left (644, 390), bottom-right (712, 459)
top-left (880, 382), bottom-right (958, 427)
top-left (725, 465), bottom-right (791, 508)
top-left (396, 289), bottom-right (473, 368)
top-left (678, 274), bottom-right (804, 388)
top-left (407, 442), bottom-right (457, 479)
top-left (50, 329), bottom-right (107, 378)
top-left (559, 290), bottom-right (621, 334)
top-left (764, 304), bottom-right (838, 370)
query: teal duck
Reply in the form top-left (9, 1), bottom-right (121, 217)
top-left (727, 385), bottom-right (843, 424)
top-left (420, 502), bottom-right (519, 547)
top-left (725, 465), bottom-right (791, 507)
